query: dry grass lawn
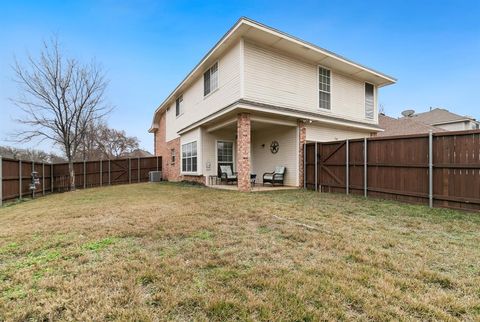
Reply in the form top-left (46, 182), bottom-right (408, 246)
top-left (0, 182), bottom-right (479, 321)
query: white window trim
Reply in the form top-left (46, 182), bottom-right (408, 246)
top-left (180, 140), bottom-right (199, 175)
top-left (170, 148), bottom-right (176, 165)
top-left (364, 82), bottom-right (375, 120)
top-left (317, 65), bottom-right (332, 111)
top-left (215, 139), bottom-right (235, 175)
top-left (203, 60), bottom-right (219, 99)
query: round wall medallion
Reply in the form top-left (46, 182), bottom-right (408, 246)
top-left (270, 141), bottom-right (279, 154)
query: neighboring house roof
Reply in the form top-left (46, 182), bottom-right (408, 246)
top-left (408, 108), bottom-right (476, 126)
top-left (378, 114), bottom-right (446, 137)
top-left (122, 149), bottom-right (153, 158)
top-left (150, 17), bottom-right (396, 132)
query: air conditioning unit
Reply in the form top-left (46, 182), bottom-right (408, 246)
top-left (149, 171), bottom-right (163, 182)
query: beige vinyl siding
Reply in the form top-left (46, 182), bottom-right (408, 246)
top-left (202, 129), bottom-right (237, 182)
top-left (435, 122), bottom-right (468, 131)
top-left (251, 125), bottom-right (298, 186)
top-left (166, 41), bottom-right (242, 142)
top-left (243, 40), bottom-right (377, 125)
top-left (305, 124), bottom-right (370, 142)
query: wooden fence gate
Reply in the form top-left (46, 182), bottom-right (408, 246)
top-left (304, 130), bottom-right (480, 212)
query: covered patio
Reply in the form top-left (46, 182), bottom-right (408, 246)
top-left (200, 112), bottom-right (302, 191)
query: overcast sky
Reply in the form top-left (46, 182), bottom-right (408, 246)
top-left (1, 0), bottom-right (479, 153)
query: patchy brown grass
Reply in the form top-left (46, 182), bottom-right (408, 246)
top-left (0, 182), bottom-right (479, 321)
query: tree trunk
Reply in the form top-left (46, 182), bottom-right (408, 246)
top-left (69, 161), bottom-right (76, 191)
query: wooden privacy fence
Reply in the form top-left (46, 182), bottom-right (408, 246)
top-left (0, 156), bottom-right (161, 205)
top-left (304, 130), bottom-right (480, 212)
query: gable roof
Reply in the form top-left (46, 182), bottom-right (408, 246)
top-left (409, 108), bottom-right (476, 125)
top-left (150, 17), bottom-right (396, 131)
top-left (378, 114), bottom-right (446, 137)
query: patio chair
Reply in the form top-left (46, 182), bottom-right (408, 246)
top-left (263, 166), bottom-right (286, 186)
top-left (219, 165), bottom-right (237, 185)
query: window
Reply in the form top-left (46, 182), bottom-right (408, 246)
top-left (204, 62), bottom-right (218, 96)
top-left (170, 149), bottom-right (175, 164)
top-left (217, 141), bottom-right (233, 176)
top-left (175, 95), bottom-right (183, 117)
top-left (318, 67), bottom-right (331, 110)
top-left (217, 141), bottom-right (233, 163)
top-left (182, 141), bottom-right (197, 172)
top-left (365, 83), bottom-right (374, 119)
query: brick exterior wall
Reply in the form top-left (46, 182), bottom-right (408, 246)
top-left (182, 175), bottom-right (206, 185)
top-left (298, 121), bottom-right (306, 188)
top-left (154, 111), bottom-right (180, 181)
top-left (237, 113), bottom-right (251, 192)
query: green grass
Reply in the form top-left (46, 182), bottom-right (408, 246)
top-left (0, 182), bottom-right (479, 321)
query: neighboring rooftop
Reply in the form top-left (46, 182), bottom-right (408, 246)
top-left (378, 114), bottom-right (446, 137)
top-left (407, 108), bottom-right (476, 126)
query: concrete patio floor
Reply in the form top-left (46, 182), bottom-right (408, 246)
top-left (209, 184), bottom-right (299, 192)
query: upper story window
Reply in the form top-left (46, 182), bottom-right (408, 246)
top-left (318, 67), bottom-right (331, 110)
top-left (175, 95), bottom-right (183, 117)
top-left (182, 141), bottom-right (197, 172)
top-left (365, 83), bottom-right (374, 119)
top-left (204, 62), bottom-right (218, 96)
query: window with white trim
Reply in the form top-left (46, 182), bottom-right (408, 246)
top-left (182, 141), bottom-right (197, 172)
top-left (175, 95), bottom-right (183, 117)
top-left (170, 148), bottom-right (175, 164)
top-left (318, 67), bottom-right (331, 110)
top-left (217, 141), bottom-right (233, 176)
top-left (365, 83), bottom-right (374, 119)
top-left (204, 62), bottom-right (218, 96)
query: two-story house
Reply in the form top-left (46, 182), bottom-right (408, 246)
top-left (149, 17), bottom-right (396, 191)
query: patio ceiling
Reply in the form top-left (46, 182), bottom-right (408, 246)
top-left (205, 114), bottom-right (297, 133)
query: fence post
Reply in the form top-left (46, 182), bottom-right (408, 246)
top-left (83, 160), bottom-right (86, 189)
top-left (364, 138), bottom-right (368, 198)
top-left (303, 144), bottom-right (306, 189)
top-left (128, 158), bottom-right (131, 184)
top-left (108, 159), bottom-right (111, 185)
top-left (138, 157), bottom-right (140, 183)
top-left (156, 156), bottom-right (159, 171)
top-left (429, 130), bottom-right (433, 208)
top-left (314, 142), bottom-right (318, 192)
top-left (42, 162), bottom-right (45, 196)
top-left (32, 161), bottom-right (35, 198)
top-left (0, 156), bottom-right (3, 207)
top-left (50, 163), bottom-right (54, 193)
top-left (19, 160), bottom-right (22, 200)
top-left (100, 159), bottom-right (103, 187)
top-left (346, 140), bottom-right (349, 195)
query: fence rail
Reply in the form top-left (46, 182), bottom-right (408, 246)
top-left (0, 156), bottom-right (161, 205)
top-left (305, 129), bottom-right (480, 212)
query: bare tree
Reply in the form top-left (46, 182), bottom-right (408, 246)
top-left (11, 37), bottom-right (110, 190)
top-left (0, 146), bottom-right (66, 163)
top-left (77, 121), bottom-right (139, 160)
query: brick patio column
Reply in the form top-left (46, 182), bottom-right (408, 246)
top-left (237, 113), bottom-right (251, 192)
top-left (298, 121), bottom-right (307, 188)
